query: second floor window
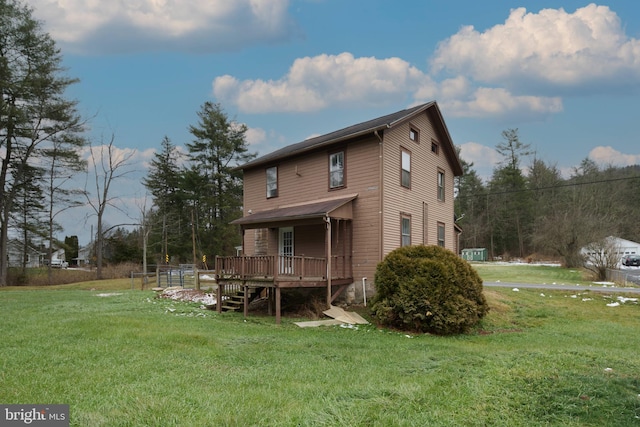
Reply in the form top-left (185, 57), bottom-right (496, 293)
top-left (266, 166), bottom-right (278, 198)
top-left (401, 150), bottom-right (411, 188)
top-left (437, 170), bottom-right (445, 201)
top-left (329, 151), bottom-right (345, 189)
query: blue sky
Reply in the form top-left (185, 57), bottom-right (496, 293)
top-left (24, 0), bottom-right (640, 246)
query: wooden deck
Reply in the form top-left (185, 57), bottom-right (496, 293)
top-left (215, 255), bottom-right (352, 285)
top-left (214, 255), bottom-right (353, 323)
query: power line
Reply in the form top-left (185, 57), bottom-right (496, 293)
top-left (456, 173), bottom-right (640, 199)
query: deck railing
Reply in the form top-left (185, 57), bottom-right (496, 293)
top-left (215, 255), bottom-right (352, 281)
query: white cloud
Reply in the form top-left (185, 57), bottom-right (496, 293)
top-left (215, 51), bottom-right (563, 120)
top-left (244, 127), bottom-right (267, 146)
top-left (589, 146), bottom-right (640, 166)
top-left (213, 5), bottom-right (638, 119)
top-left (459, 142), bottom-right (501, 168)
top-left (441, 87), bottom-right (563, 119)
top-left (458, 142), bottom-right (502, 182)
top-left (213, 53), bottom-right (426, 113)
top-left (27, 0), bottom-right (296, 53)
top-left (431, 4), bottom-right (640, 91)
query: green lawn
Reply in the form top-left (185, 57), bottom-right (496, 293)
top-left (1, 281), bottom-right (639, 426)
top-left (472, 262), bottom-right (598, 285)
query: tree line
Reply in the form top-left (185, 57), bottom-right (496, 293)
top-left (141, 102), bottom-right (255, 267)
top-left (455, 129), bottom-right (640, 268)
top-left (3, 0), bottom-right (639, 286)
top-left (1, 0), bottom-right (86, 285)
top-left (0, 0), bottom-right (256, 285)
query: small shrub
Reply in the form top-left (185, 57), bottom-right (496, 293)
top-left (370, 245), bottom-right (488, 335)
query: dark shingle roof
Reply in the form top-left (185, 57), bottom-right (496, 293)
top-left (239, 102), bottom-right (437, 170)
top-left (231, 195), bottom-right (357, 227)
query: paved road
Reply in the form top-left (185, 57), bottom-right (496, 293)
top-left (484, 282), bottom-right (640, 294)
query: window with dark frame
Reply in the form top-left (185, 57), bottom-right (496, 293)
top-left (266, 166), bottom-right (278, 198)
top-left (437, 170), bottom-right (445, 201)
top-left (431, 140), bottom-right (439, 154)
top-left (409, 126), bottom-right (419, 143)
top-left (329, 151), bottom-right (345, 189)
top-left (437, 222), bottom-right (445, 247)
top-left (401, 149), bottom-right (411, 188)
top-left (401, 215), bottom-right (411, 247)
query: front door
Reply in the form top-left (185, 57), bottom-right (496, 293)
top-left (279, 227), bottom-right (294, 274)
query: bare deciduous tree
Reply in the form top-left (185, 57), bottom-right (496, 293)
top-left (84, 135), bottom-right (135, 279)
top-left (582, 237), bottom-right (621, 281)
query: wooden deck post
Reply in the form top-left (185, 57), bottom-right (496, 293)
top-left (217, 283), bottom-right (223, 314)
top-left (243, 283), bottom-right (249, 318)
top-left (275, 286), bottom-right (281, 325)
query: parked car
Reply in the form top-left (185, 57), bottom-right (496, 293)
top-left (621, 255), bottom-right (640, 266)
top-left (49, 259), bottom-right (69, 269)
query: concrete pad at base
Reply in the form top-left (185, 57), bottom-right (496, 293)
top-left (294, 319), bottom-right (343, 328)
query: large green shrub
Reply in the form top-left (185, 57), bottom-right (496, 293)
top-left (370, 245), bottom-right (488, 335)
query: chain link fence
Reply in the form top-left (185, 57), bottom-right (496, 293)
top-left (606, 268), bottom-right (640, 286)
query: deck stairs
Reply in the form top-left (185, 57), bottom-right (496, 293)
top-left (221, 287), bottom-right (264, 312)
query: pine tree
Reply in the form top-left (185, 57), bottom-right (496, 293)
top-left (185, 102), bottom-right (256, 259)
top-left (0, 0), bottom-right (85, 285)
top-left (143, 136), bottom-right (189, 262)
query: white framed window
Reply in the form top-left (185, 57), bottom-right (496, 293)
top-left (266, 166), bottom-right (278, 198)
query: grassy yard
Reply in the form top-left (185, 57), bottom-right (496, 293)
top-left (1, 268), bottom-right (639, 426)
top-left (472, 262), bottom-right (597, 285)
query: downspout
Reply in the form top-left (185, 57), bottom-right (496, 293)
top-left (374, 129), bottom-right (384, 263)
top-left (325, 216), bottom-right (332, 306)
top-left (362, 277), bottom-right (367, 306)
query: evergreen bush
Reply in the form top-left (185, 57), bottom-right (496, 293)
top-left (370, 245), bottom-right (488, 335)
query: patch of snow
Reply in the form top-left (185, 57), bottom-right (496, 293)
top-left (540, 293), bottom-right (545, 297)
top-left (512, 288), bottom-right (519, 292)
top-left (95, 293), bottom-right (122, 297)
top-left (607, 302), bottom-right (620, 307)
top-left (582, 298), bottom-right (593, 302)
top-left (617, 296), bottom-right (638, 304)
top-left (594, 281), bottom-right (615, 285)
top-left (159, 288), bottom-right (219, 307)
top-left (340, 323), bottom-right (358, 330)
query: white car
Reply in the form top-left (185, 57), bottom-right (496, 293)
top-left (50, 259), bottom-right (69, 269)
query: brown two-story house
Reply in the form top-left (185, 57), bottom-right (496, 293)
top-left (216, 101), bottom-right (463, 322)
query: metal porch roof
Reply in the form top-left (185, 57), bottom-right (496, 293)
top-left (231, 195), bottom-right (357, 228)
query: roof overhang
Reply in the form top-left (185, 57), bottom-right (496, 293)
top-left (231, 195), bottom-right (357, 229)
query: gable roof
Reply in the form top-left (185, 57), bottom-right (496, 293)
top-left (238, 101), bottom-right (463, 175)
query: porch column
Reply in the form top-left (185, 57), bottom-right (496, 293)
top-left (325, 216), bottom-right (332, 306)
